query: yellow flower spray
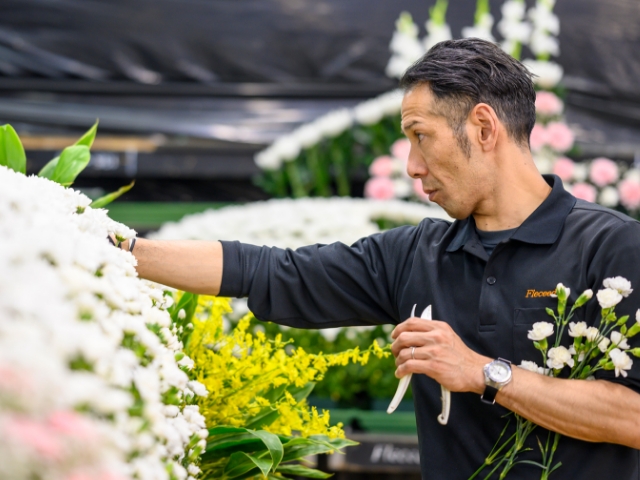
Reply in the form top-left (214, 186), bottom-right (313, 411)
top-left (185, 295), bottom-right (390, 439)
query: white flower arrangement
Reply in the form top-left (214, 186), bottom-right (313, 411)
top-left (476, 279), bottom-right (640, 478)
top-left (150, 196), bottom-right (450, 250)
top-left (0, 166), bottom-right (207, 480)
top-left (461, 0), bottom-right (496, 42)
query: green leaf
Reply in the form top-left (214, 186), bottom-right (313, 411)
top-left (276, 464), bottom-right (332, 478)
top-left (281, 437), bottom-right (344, 463)
top-left (0, 124), bottom-right (26, 174)
top-left (244, 407), bottom-right (280, 431)
top-left (75, 120), bottom-right (99, 148)
top-left (90, 181), bottom-right (135, 209)
top-left (250, 430), bottom-right (283, 471)
top-left (51, 145), bottom-right (91, 186)
top-left (38, 156), bottom-right (59, 179)
top-left (289, 382), bottom-right (316, 403)
top-left (224, 451), bottom-right (272, 479)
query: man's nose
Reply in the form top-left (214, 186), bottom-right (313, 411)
top-left (406, 144), bottom-right (428, 179)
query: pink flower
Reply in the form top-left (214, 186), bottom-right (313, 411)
top-left (529, 123), bottom-right (548, 151)
top-left (368, 156), bottom-right (395, 177)
top-left (391, 138), bottom-right (411, 161)
top-left (535, 91), bottom-right (564, 116)
top-left (48, 411), bottom-right (96, 441)
top-left (546, 122), bottom-right (574, 152)
top-left (364, 176), bottom-right (395, 200)
top-left (589, 157), bottom-right (619, 187)
top-left (571, 183), bottom-right (597, 203)
top-left (552, 157), bottom-right (575, 181)
top-left (618, 178), bottom-right (640, 210)
top-left (3, 415), bottom-right (62, 460)
top-left (413, 179), bottom-right (430, 202)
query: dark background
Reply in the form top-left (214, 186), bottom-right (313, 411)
top-left (0, 0), bottom-right (638, 203)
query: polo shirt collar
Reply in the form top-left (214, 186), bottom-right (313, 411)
top-left (446, 174), bottom-right (576, 253)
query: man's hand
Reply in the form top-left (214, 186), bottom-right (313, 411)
top-left (391, 317), bottom-right (490, 394)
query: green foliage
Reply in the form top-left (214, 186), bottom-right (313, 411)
top-left (50, 145), bottom-right (92, 187)
top-left (90, 181), bottom-right (135, 208)
top-left (202, 426), bottom-right (355, 480)
top-left (256, 114), bottom-right (402, 198)
top-left (0, 124), bottom-right (27, 174)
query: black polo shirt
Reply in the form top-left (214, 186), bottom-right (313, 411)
top-left (220, 175), bottom-right (640, 479)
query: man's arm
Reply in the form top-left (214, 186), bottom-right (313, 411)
top-left (391, 318), bottom-right (640, 449)
top-left (124, 238), bottom-right (223, 295)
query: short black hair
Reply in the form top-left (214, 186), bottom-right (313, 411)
top-left (400, 38), bottom-right (536, 154)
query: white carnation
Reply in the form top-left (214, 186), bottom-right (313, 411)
top-left (547, 346), bottom-right (574, 370)
top-left (568, 321), bottom-right (588, 338)
top-left (527, 321), bottom-right (554, 341)
top-left (596, 288), bottom-right (623, 309)
top-left (603, 277), bottom-right (633, 297)
top-left (609, 348), bottom-right (633, 378)
top-left (610, 331), bottom-right (630, 350)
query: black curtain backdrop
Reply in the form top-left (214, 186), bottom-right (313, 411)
top-left (0, 0), bottom-right (638, 138)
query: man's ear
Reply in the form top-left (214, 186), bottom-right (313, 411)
top-left (469, 103), bottom-right (499, 152)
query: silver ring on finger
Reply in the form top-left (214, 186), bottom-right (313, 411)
top-left (411, 346), bottom-right (416, 360)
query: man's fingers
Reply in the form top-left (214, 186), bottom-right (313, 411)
top-left (391, 318), bottom-right (445, 339)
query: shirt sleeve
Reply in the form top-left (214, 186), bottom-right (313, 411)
top-left (218, 224), bottom-right (421, 329)
top-left (586, 219), bottom-right (640, 394)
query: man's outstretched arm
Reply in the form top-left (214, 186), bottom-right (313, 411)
top-left (124, 238), bottom-right (223, 295)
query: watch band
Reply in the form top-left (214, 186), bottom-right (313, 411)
top-left (480, 385), bottom-right (499, 405)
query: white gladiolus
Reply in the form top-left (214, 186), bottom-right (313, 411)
top-left (547, 346), bottom-right (574, 369)
top-left (609, 348), bottom-right (633, 378)
top-left (596, 288), bottom-right (623, 309)
top-left (0, 166), bottom-right (203, 479)
top-left (523, 59), bottom-right (564, 89)
top-left (568, 321), bottom-right (588, 338)
top-left (527, 321), bottom-right (554, 341)
top-left (603, 277), bottom-right (633, 297)
top-left (424, 21), bottom-right (453, 51)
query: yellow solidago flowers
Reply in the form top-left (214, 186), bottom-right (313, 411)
top-left (184, 295), bottom-right (390, 439)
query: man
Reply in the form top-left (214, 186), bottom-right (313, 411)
top-left (119, 39), bottom-right (640, 478)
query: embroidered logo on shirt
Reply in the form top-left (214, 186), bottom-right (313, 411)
top-left (525, 289), bottom-right (556, 298)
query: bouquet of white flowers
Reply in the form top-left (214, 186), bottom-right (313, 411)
top-left (472, 278), bottom-right (640, 480)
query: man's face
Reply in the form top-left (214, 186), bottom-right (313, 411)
top-left (401, 84), bottom-right (489, 220)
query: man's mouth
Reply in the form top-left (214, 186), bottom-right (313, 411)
top-left (424, 189), bottom-right (437, 202)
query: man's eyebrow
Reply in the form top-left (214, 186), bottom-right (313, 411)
top-left (401, 120), bottom-right (419, 133)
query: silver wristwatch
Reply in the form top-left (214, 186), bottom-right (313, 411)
top-left (481, 358), bottom-right (512, 405)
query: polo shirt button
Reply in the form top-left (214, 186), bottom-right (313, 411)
top-left (487, 276), bottom-right (497, 285)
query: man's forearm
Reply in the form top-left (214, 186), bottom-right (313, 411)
top-left (496, 367), bottom-right (640, 449)
top-left (125, 238), bottom-right (223, 295)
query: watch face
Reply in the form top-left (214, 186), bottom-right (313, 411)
top-left (488, 361), bottom-right (511, 382)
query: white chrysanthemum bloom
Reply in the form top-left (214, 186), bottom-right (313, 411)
top-left (599, 186), bottom-right (620, 208)
top-left (354, 98), bottom-right (386, 126)
top-left (603, 277), bottom-right (633, 297)
top-left (624, 169), bottom-right (640, 183)
top-left (270, 136), bottom-right (301, 163)
top-left (292, 123), bottom-right (323, 149)
top-left (0, 166), bottom-right (203, 479)
top-left (568, 321), bottom-right (588, 338)
top-left (609, 348), bottom-right (633, 377)
top-left (187, 381), bottom-right (209, 398)
top-left (610, 331), bottom-right (630, 350)
top-left (254, 149), bottom-right (283, 171)
top-left (547, 346), bottom-right (574, 369)
top-left (528, 321), bottom-right (554, 341)
top-left (572, 162), bottom-right (588, 182)
top-left (596, 288), bottom-right (623, 309)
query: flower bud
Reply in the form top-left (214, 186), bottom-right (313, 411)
top-left (574, 289), bottom-right (593, 308)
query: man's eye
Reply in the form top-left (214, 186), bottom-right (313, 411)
top-left (416, 133), bottom-right (425, 143)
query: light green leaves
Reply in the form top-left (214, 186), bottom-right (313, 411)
top-left (90, 181), bottom-right (134, 209)
top-left (49, 145), bottom-right (91, 187)
top-left (39, 120), bottom-right (98, 185)
top-left (0, 124), bottom-right (27, 174)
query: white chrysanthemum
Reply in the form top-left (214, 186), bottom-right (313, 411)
top-left (0, 166), bottom-right (202, 480)
top-left (609, 348), bottom-right (633, 378)
top-left (527, 321), bottom-right (554, 341)
top-left (596, 288), bottom-right (623, 309)
top-left (603, 277), bottom-right (633, 297)
top-left (547, 346), bottom-right (574, 370)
